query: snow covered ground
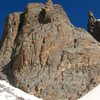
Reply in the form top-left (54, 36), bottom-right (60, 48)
top-left (0, 80), bottom-right (42, 100)
top-left (79, 84), bottom-right (100, 100)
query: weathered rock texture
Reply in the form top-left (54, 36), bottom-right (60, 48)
top-left (0, 0), bottom-right (100, 100)
top-left (88, 11), bottom-right (100, 42)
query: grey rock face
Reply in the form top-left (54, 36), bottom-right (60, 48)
top-left (0, 1), bottom-right (100, 100)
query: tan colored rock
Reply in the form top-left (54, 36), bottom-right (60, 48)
top-left (0, 12), bottom-right (22, 69)
top-left (0, 1), bottom-right (100, 100)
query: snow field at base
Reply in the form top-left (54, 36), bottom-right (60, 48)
top-left (0, 80), bottom-right (100, 100)
top-left (79, 84), bottom-right (100, 100)
top-left (0, 80), bottom-right (42, 100)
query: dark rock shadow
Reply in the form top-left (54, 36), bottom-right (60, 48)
top-left (2, 61), bottom-right (14, 85)
top-left (38, 8), bottom-right (51, 24)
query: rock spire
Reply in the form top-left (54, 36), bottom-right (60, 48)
top-left (88, 11), bottom-right (100, 41)
top-left (0, 1), bottom-right (100, 100)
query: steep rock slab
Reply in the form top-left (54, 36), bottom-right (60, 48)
top-left (0, 13), bottom-right (22, 70)
top-left (0, 1), bottom-right (100, 100)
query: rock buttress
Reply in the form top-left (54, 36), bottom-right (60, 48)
top-left (0, 1), bottom-right (100, 100)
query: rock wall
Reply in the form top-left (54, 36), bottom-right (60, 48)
top-left (0, 0), bottom-right (100, 100)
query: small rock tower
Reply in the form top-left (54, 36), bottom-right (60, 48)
top-left (88, 11), bottom-right (100, 41)
top-left (45, 0), bottom-right (54, 19)
top-left (88, 11), bottom-right (96, 33)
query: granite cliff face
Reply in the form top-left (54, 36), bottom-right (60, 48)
top-left (0, 0), bottom-right (100, 100)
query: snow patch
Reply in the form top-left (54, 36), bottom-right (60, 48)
top-left (0, 80), bottom-right (42, 100)
top-left (79, 84), bottom-right (100, 100)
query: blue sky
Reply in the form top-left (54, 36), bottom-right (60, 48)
top-left (0, 0), bottom-right (100, 39)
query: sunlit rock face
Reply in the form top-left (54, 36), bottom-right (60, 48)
top-left (0, 0), bottom-right (100, 100)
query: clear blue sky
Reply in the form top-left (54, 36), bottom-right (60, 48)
top-left (0, 0), bottom-right (100, 39)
